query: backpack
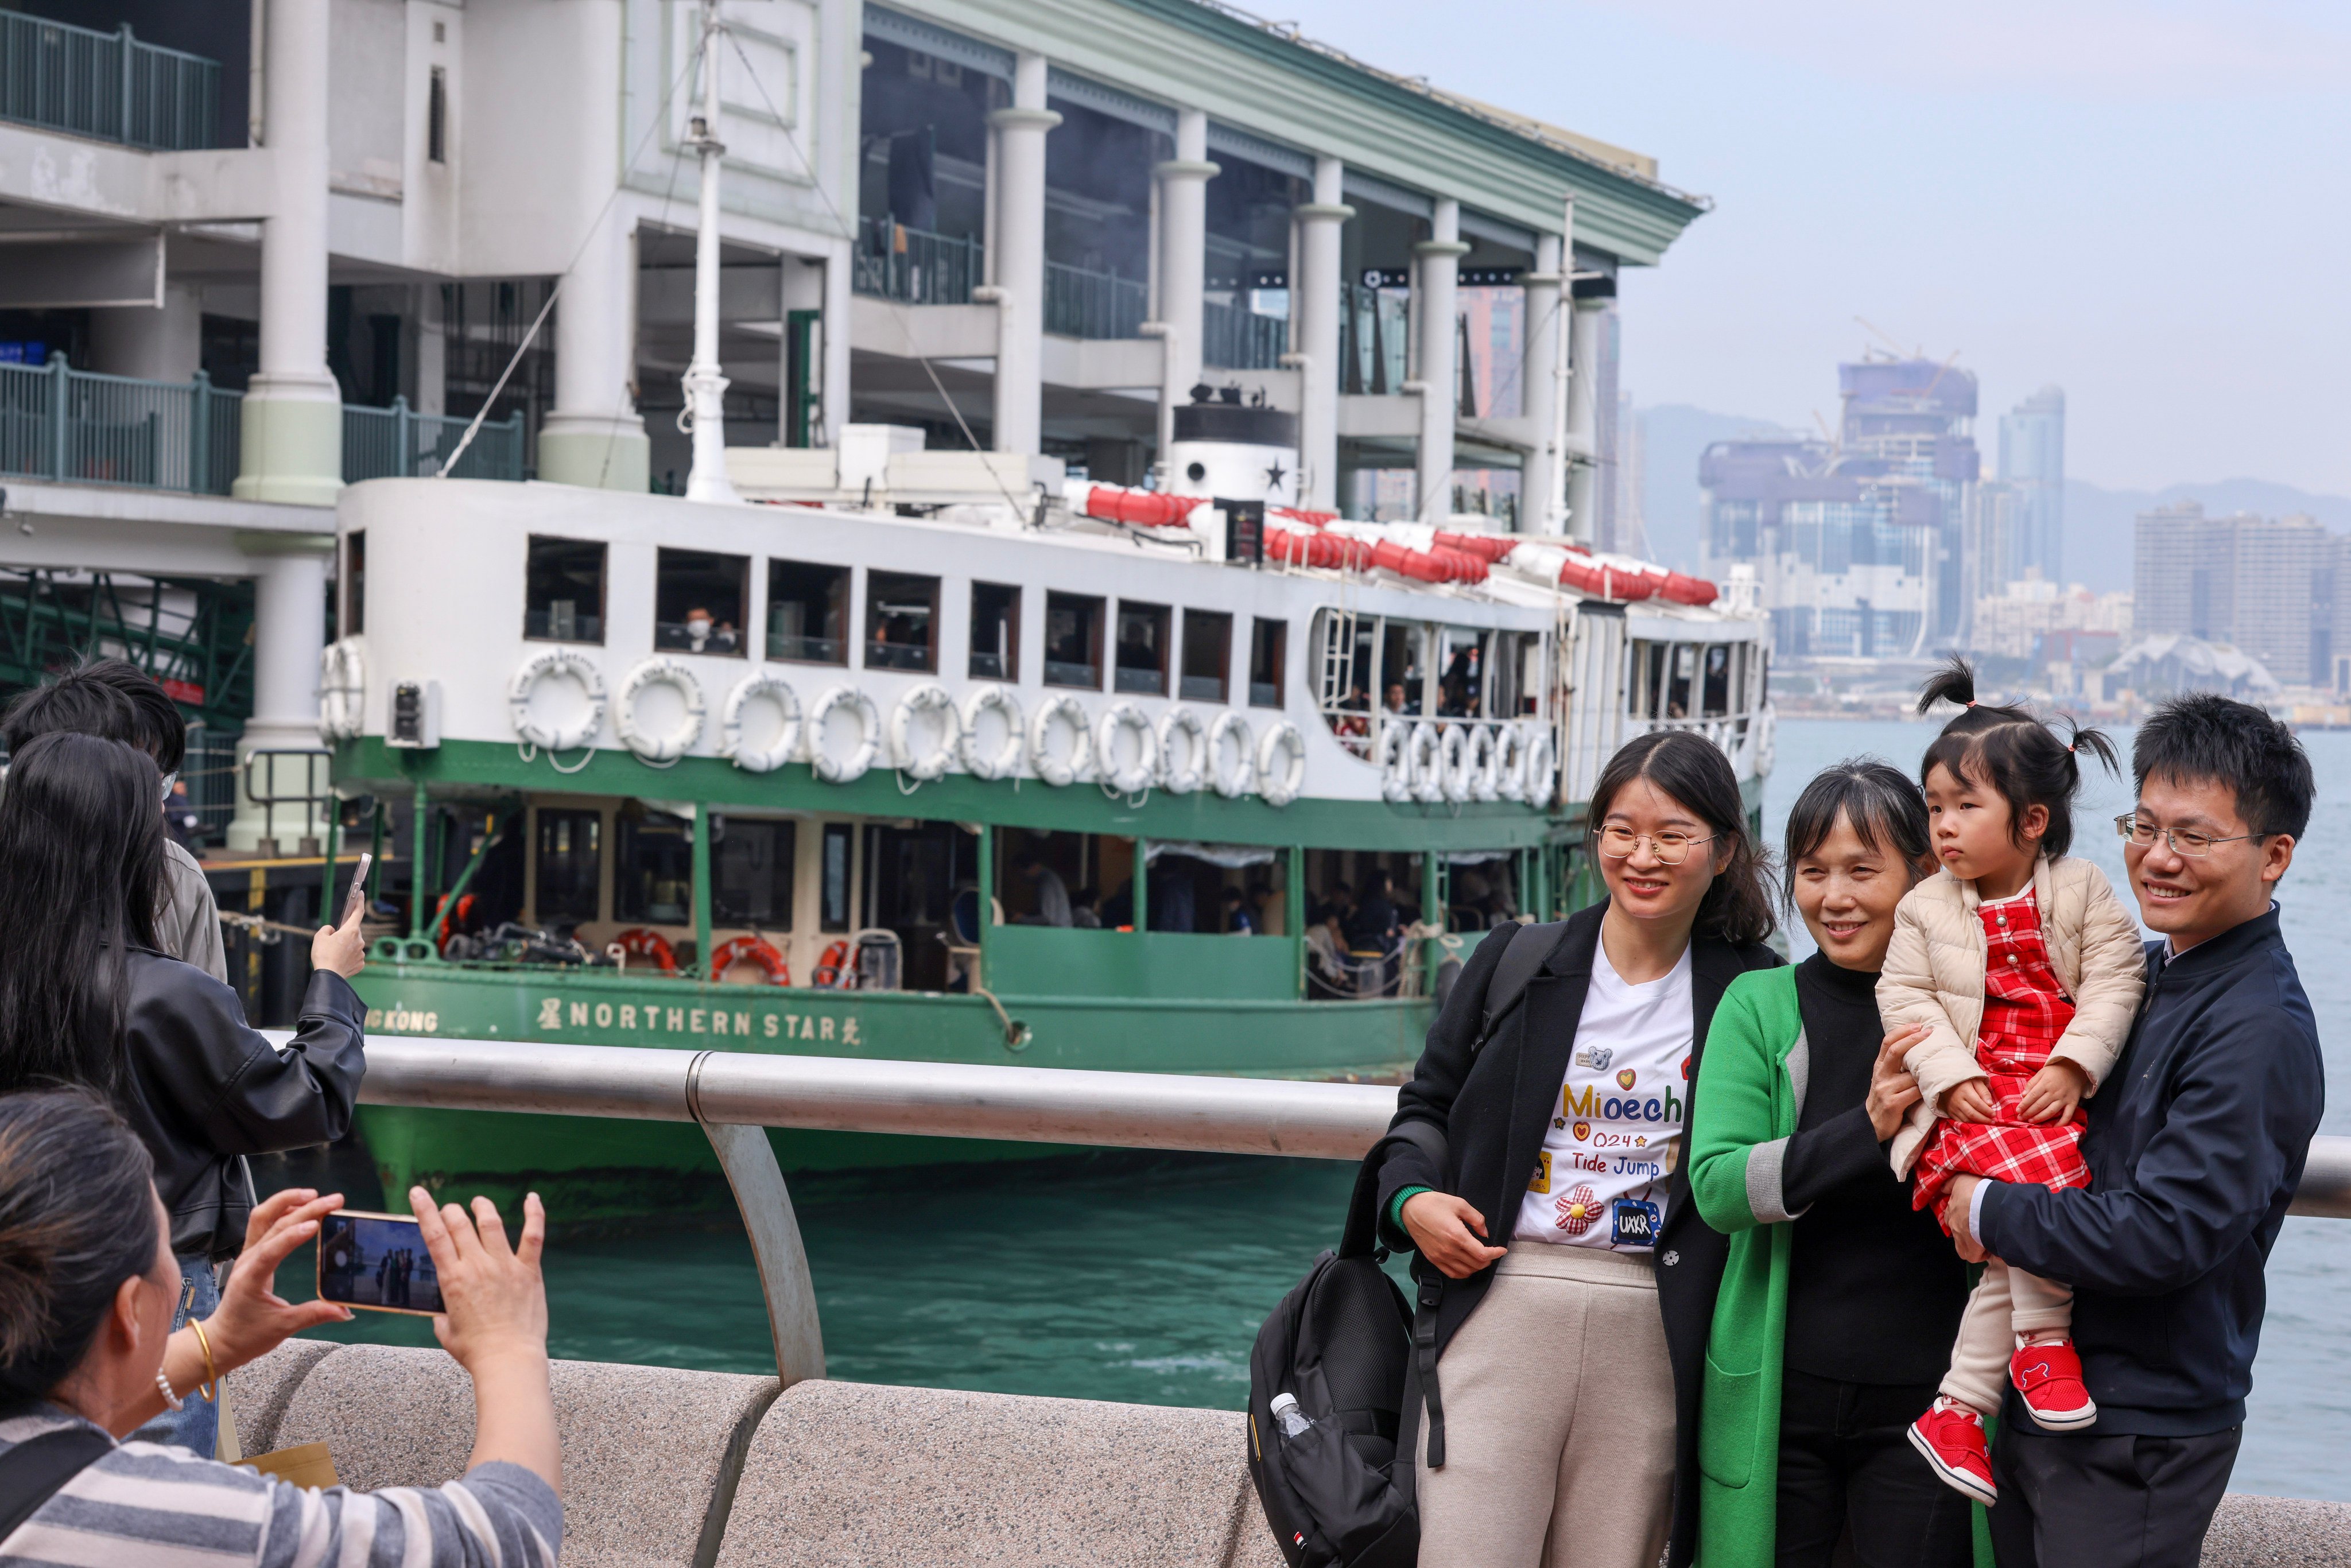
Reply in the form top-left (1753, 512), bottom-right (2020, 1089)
top-left (1245, 919), bottom-right (1565, 1567)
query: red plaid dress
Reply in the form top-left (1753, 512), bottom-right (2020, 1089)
top-left (1912, 888), bottom-right (2092, 1228)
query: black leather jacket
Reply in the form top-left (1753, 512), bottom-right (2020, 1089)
top-left (118, 948), bottom-right (366, 1259)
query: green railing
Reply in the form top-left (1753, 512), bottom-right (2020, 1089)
top-left (1202, 298), bottom-right (1289, 371)
top-left (853, 215), bottom-right (981, 306)
top-left (343, 397), bottom-right (525, 483)
top-left (0, 9), bottom-right (223, 150)
top-left (1045, 261), bottom-right (1147, 340)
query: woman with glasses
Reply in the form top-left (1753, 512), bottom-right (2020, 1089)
top-left (0, 733), bottom-right (368, 1461)
top-left (1375, 729), bottom-right (1780, 1568)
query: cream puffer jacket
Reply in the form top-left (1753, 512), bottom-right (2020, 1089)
top-left (1877, 854), bottom-right (2147, 1177)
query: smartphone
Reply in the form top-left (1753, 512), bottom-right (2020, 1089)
top-left (317, 1209), bottom-right (443, 1316)
top-left (340, 851), bottom-right (374, 927)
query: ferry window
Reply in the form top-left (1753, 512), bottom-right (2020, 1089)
top-left (524, 535), bottom-right (606, 643)
top-left (533, 809), bottom-right (600, 924)
top-left (1045, 592), bottom-right (1105, 689)
top-left (1378, 622), bottom-right (1425, 716)
top-left (970, 582), bottom-right (1021, 681)
top-left (865, 571), bottom-right (939, 672)
top-left (1632, 641), bottom-right (1667, 719)
top-left (655, 548), bottom-right (747, 655)
top-left (1702, 644), bottom-right (1732, 717)
top-left (1114, 601), bottom-right (1170, 696)
top-left (1181, 610), bottom-right (1231, 703)
top-left (343, 530), bottom-right (365, 635)
top-left (820, 821), bottom-right (854, 932)
top-left (768, 560), bottom-right (848, 664)
top-left (1666, 644), bottom-right (1696, 720)
top-left (712, 816), bottom-right (795, 929)
top-left (1250, 617), bottom-right (1286, 708)
top-left (1490, 631), bottom-right (1527, 717)
top-left (615, 807), bottom-right (693, 925)
top-left (1436, 627), bottom-right (1485, 718)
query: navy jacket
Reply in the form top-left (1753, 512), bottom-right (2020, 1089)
top-left (1978, 905), bottom-right (2322, 1435)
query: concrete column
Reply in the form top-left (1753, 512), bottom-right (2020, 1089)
top-left (91, 284), bottom-right (202, 382)
top-left (227, 540), bottom-right (331, 852)
top-left (1565, 296), bottom-right (1605, 545)
top-left (1412, 197), bottom-right (1470, 521)
top-left (1289, 156), bottom-right (1350, 512)
top-left (981, 53), bottom-right (1057, 456)
top-left (1153, 110), bottom-right (1216, 415)
top-left (414, 284), bottom-right (446, 416)
top-left (234, 0), bottom-right (343, 506)
top-left (1518, 231), bottom-right (1566, 535)
top-left (540, 205), bottom-right (650, 490)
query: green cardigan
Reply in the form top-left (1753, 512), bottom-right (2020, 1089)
top-left (1686, 965), bottom-right (1990, 1568)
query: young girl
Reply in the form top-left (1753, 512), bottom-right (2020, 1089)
top-left (1877, 662), bottom-right (2146, 1505)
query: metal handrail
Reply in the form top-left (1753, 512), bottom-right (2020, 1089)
top-left (0, 9), bottom-right (224, 151)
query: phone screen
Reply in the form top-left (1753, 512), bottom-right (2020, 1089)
top-left (317, 1210), bottom-right (443, 1315)
top-left (340, 851), bottom-right (374, 927)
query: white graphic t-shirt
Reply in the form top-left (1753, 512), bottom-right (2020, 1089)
top-left (1516, 942), bottom-right (1694, 1251)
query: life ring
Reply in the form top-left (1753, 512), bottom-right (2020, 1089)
top-left (891, 683), bottom-right (963, 781)
top-left (1095, 701), bottom-right (1159, 794)
top-left (1029, 694), bottom-right (1093, 787)
top-left (1206, 712), bottom-right (1255, 799)
top-left (1438, 725), bottom-right (1473, 804)
top-left (711, 934), bottom-right (790, 985)
top-left (317, 639), bottom-right (366, 740)
top-left (960, 686), bottom-right (1024, 781)
top-left (615, 657), bottom-right (708, 764)
top-left (813, 938), bottom-right (855, 988)
top-left (1408, 722), bottom-right (1445, 804)
top-left (1493, 724), bottom-right (1528, 802)
top-left (611, 927), bottom-right (677, 973)
top-left (1157, 707), bottom-right (1208, 794)
top-left (807, 685), bottom-right (882, 784)
top-left (1377, 721), bottom-right (1414, 803)
top-left (721, 671), bottom-right (801, 774)
top-left (1466, 724), bottom-right (1501, 802)
top-left (509, 649), bottom-right (606, 752)
top-left (1256, 721), bottom-right (1307, 808)
top-left (1522, 725), bottom-right (1558, 806)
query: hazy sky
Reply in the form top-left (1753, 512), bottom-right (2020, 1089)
top-left (1273, 0), bottom-right (2351, 495)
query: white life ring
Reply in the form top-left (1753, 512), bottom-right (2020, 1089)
top-left (1376, 722), bottom-right (1414, 802)
top-left (1157, 707), bottom-right (1208, 794)
top-left (1493, 724), bottom-right (1528, 803)
top-left (891, 683), bottom-right (963, 781)
top-left (614, 658), bottom-right (708, 764)
top-left (1256, 721), bottom-right (1307, 807)
top-left (1408, 722), bottom-right (1445, 805)
top-left (1096, 701), bottom-right (1159, 794)
top-left (720, 670), bottom-right (802, 774)
top-left (808, 685), bottom-right (882, 783)
top-left (1207, 712), bottom-right (1255, 799)
top-left (1466, 725), bottom-right (1501, 802)
top-left (1438, 725), bottom-right (1475, 804)
top-left (317, 639), bottom-right (366, 740)
top-left (1522, 725), bottom-right (1558, 806)
top-left (960, 686), bottom-right (1024, 781)
top-left (509, 649), bottom-right (606, 752)
top-left (1029, 694), bottom-right (1094, 787)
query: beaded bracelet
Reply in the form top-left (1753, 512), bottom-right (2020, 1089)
top-left (154, 1367), bottom-right (184, 1412)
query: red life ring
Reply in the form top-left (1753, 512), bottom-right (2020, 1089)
top-left (812, 939), bottom-right (855, 989)
top-left (612, 927), bottom-right (678, 973)
top-left (712, 936), bottom-right (790, 986)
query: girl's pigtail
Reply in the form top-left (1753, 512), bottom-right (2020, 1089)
top-left (2059, 719), bottom-right (2122, 780)
top-left (1915, 657), bottom-right (1977, 716)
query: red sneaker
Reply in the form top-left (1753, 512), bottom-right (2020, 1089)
top-left (1908, 1400), bottom-right (1998, 1505)
top-left (2012, 1339), bottom-right (2098, 1430)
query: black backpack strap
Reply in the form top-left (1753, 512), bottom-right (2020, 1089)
top-left (1473, 918), bottom-right (1569, 1051)
top-left (0, 1423), bottom-right (111, 1544)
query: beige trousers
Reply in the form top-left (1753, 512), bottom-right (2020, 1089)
top-left (1941, 1257), bottom-right (2074, 1415)
top-left (1415, 1241), bottom-right (1675, 1568)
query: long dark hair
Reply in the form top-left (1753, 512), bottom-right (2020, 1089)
top-left (0, 1088), bottom-right (159, 1404)
top-left (1589, 729), bottom-right (1777, 946)
top-left (1782, 758), bottom-right (1932, 898)
top-left (1916, 659), bottom-right (2117, 858)
top-left (0, 732), bottom-right (166, 1097)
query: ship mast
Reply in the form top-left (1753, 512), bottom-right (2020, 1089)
top-left (682, 0), bottom-right (740, 504)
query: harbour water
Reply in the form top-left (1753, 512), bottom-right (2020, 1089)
top-left (266, 716), bottom-right (2351, 1503)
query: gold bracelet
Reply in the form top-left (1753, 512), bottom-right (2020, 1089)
top-left (188, 1318), bottom-right (220, 1403)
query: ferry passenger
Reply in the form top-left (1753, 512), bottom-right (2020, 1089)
top-left (1012, 852), bottom-right (1073, 927)
top-left (0, 1087), bottom-right (561, 1566)
top-left (1682, 760), bottom-right (1973, 1567)
top-left (1070, 887), bottom-right (1104, 929)
top-left (0, 733), bottom-right (368, 1460)
top-left (1376, 729), bottom-right (1780, 1568)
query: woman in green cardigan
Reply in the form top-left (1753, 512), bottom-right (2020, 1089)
top-left (1683, 760), bottom-right (1980, 1568)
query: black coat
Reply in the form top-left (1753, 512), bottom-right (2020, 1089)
top-left (1375, 901), bottom-right (1779, 1563)
top-left (119, 949), bottom-right (367, 1259)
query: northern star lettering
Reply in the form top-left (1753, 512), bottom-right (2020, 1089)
top-left (517, 995), bottom-right (869, 1046)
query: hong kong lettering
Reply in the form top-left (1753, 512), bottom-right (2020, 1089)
top-left (532, 995), bottom-right (863, 1046)
top-left (363, 1007), bottom-right (441, 1034)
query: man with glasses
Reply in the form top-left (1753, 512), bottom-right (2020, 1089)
top-left (1944, 694), bottom-right (2322, 1568)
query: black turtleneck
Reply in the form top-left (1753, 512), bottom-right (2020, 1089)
top-left (1782, 952), bottom-right (1972, 1384)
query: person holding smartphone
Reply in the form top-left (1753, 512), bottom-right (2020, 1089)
top-left (0, 1087), bottom-right (559, 1566)
top-left (0, 733), bottom-right (368, 1458)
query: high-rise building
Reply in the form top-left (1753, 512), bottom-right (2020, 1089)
top-left (1998, 387), bottom-right (2065, 583)
top-left (1838, 357), bottom-right (1980, 642)
top-left (1611, 391), bottom-right (1649, 559)
top-left (2133, 502), bottom-right (2333, 685)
